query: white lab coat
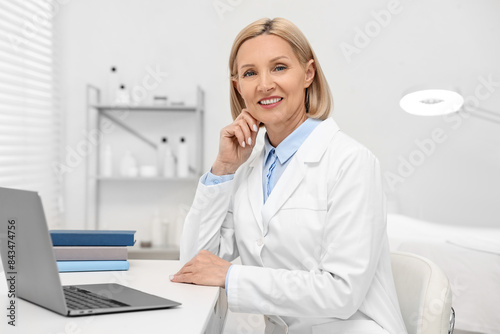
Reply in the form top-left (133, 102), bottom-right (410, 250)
top-left (180, 118), bottom-right (407, 334)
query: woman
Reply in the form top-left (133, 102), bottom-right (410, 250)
top-left (171, 18), bottom-right (407, 334)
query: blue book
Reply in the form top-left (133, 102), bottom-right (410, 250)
top-left (50, 230), bottom-right (136, 246)
top-left (57, 260), bottom-right (130, 272)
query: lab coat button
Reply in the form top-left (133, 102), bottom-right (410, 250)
top-left (256, 237), bottom-right (264, 246)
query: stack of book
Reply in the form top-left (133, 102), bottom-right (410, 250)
top-left (49, 230), bottom-right (136, 273)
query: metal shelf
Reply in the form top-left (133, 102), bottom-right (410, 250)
top-left (85, 85), bottom-right (205, 230)
top-left (96, 176), bottom-right (199, 182)
top-left (92, 105), bottom-right (197, 112)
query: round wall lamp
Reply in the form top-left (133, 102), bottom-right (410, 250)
top-left (400, 89), bottom-right (464, 116)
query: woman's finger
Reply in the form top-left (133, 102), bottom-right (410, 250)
top-left (173, 258), bottom-right (196, 276)
top-left (170, 273), bottom-right (192, 284)
top-left (233, 124), bottom-right (246, 148)
top-left (171, 262), bottom-right (194, 281)
top-left (236, 112), bottom-right (259, 146)
top-left (236, 119), bottom-right (252, 146)
top-left (239, 109), bottom-right (260, 133)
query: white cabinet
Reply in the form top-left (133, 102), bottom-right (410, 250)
top-left (85, 86), bottom-right (204, 258)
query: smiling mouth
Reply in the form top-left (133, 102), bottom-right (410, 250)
top-left (258, 97), bottom-right (283, 105)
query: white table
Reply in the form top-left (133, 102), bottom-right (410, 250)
top-left (0, 260), bottom-right (227, 334)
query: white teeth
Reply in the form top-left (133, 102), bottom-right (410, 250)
top-left (260, 98), bottom-right (282, 105)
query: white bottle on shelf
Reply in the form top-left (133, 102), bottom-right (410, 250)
top-left (156, 138), bottom-right (164, 175)
top-left (162, 137), bottom-right (176, 178)
top-left (120, 151), bottom-right (138, 177)
top-left (107, 66), bottom-right (118, 104)
top-left (101, 144), bottom-right (113, 177)
top-left (177, 137), bottom-right (189, 178)
top-left (115, 84), bottom-right (130, 105)
top-left (161, 218), bottom-right (172, 247)
top-left (151, 209), bottom-right (164, 248)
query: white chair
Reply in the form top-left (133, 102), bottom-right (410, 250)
top-left (391, 252), bottom-right (455, 334)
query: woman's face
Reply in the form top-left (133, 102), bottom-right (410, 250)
top-left (233, 34), bottom-right (315, 129)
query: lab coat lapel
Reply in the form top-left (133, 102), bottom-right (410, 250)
top-left (260, 118), bottom-right (339, 236)
top-left (261, 156), bottom-right (306, 236)
top-left (246, 149), bottom-right (265, 234)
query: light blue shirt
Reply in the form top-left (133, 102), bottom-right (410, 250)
top-left (262, 118), bottom-right (321, 203)
top-left (201, 117), bottom-right (322, 294)
top-left (201, 172), bottom-right (234, 185)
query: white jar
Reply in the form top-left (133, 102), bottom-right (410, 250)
top-left (162, 138), bottom-right (176, 178)
top-left (176, 137), bottom-right (189, 178)
top-left (139, 165), bottom-right (157, 178)
top-left (115, 84), bottom-right (130, 105)
top-left (120, 151), bottom-right (138, 177)
top-left (101, 145), bottom-right (113, 177)
top-left (107, 66), bottom-right (118, 104)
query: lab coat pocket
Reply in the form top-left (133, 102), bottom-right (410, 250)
top-left (275, 195), bottom-right (327, 249)
top-left (312, 319), bottom-right (388, 334)
top-left (264, 316), bottom-right (287, 334)
top-left (281, 195), bottom-right (327, 211)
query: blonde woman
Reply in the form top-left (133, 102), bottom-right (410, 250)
top-left (171, 18), bottom-right (407, 334)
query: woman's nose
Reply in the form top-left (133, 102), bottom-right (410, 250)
top-left (257, 73), bottom-right (275, 93)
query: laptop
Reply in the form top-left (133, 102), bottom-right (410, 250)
top-left (0, 187), bottom-right (181, 316)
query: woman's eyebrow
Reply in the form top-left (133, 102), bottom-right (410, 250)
top-left (239, 56), bottom-right (290, 70)
top-left (269, 55), bottom-right (289, 62)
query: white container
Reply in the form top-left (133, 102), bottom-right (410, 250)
top-left (120, 151), bottom-right (138, 177)
top-left (101, 145), bottom-right (113, 177)
top-left (162, 138), bottom-right (176, 178)
top-left (140, 165), bottom-right (157, 178)
top-left (115, 84), bottom-right (130, 105)
top-left (151, 209), bottom-right (164, 247)
top-left (176, 137), bottom-right (189, 178)
top-left (107, 66), bottom-right (118, 104)
top-left (156, 137), bottom-right (166, 173)
top-left (162, 218), bottom-right (172, 246)
top-left (168, 216), bottom-right (176, 247)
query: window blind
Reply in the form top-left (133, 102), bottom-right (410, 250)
top-left (0, 0), bottom-right (62, 227)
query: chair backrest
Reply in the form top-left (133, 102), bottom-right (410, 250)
top-left (391, 252), bottom-right (453, 334)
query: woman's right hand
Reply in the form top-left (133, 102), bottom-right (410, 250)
top-left (211, 109), bottom-right (260, 175)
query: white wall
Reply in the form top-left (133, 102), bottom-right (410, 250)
top-left (56, 0), bottom-right (500, 230)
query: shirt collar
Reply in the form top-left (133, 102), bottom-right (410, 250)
top-left (264, 118), bottom-right (322, 165)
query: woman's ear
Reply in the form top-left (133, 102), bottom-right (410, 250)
top-left (232, 78), bottom-right (242, 95)
top-left (304, 59), bottom-right (315, 88)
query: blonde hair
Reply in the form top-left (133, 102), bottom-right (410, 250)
top-left (229, 17), bottom-right (332, 121)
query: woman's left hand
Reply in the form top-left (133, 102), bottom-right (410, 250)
top-left (170, 250), bottom-right (232, 288)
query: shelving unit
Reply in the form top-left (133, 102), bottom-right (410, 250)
top-left (96, 176), bottom-right (200, 182)
top-left (85, 85), bottom-right (204, 258)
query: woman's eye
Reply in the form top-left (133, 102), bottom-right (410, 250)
top-left (275, 65), bottom-right (287, 72)
top-left (243, 70), bottom-right (255, 77)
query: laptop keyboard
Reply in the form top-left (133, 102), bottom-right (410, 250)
top-left (64, 286), bottom-right (130, 310)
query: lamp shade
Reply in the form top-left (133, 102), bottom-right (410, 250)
top-left (400, 89), bottom-right (464, 116)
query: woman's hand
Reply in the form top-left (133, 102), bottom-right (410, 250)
top-left (170, 250), bottom-right (232, 288)
top-left (211, 109), bottom-right (260, 175)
